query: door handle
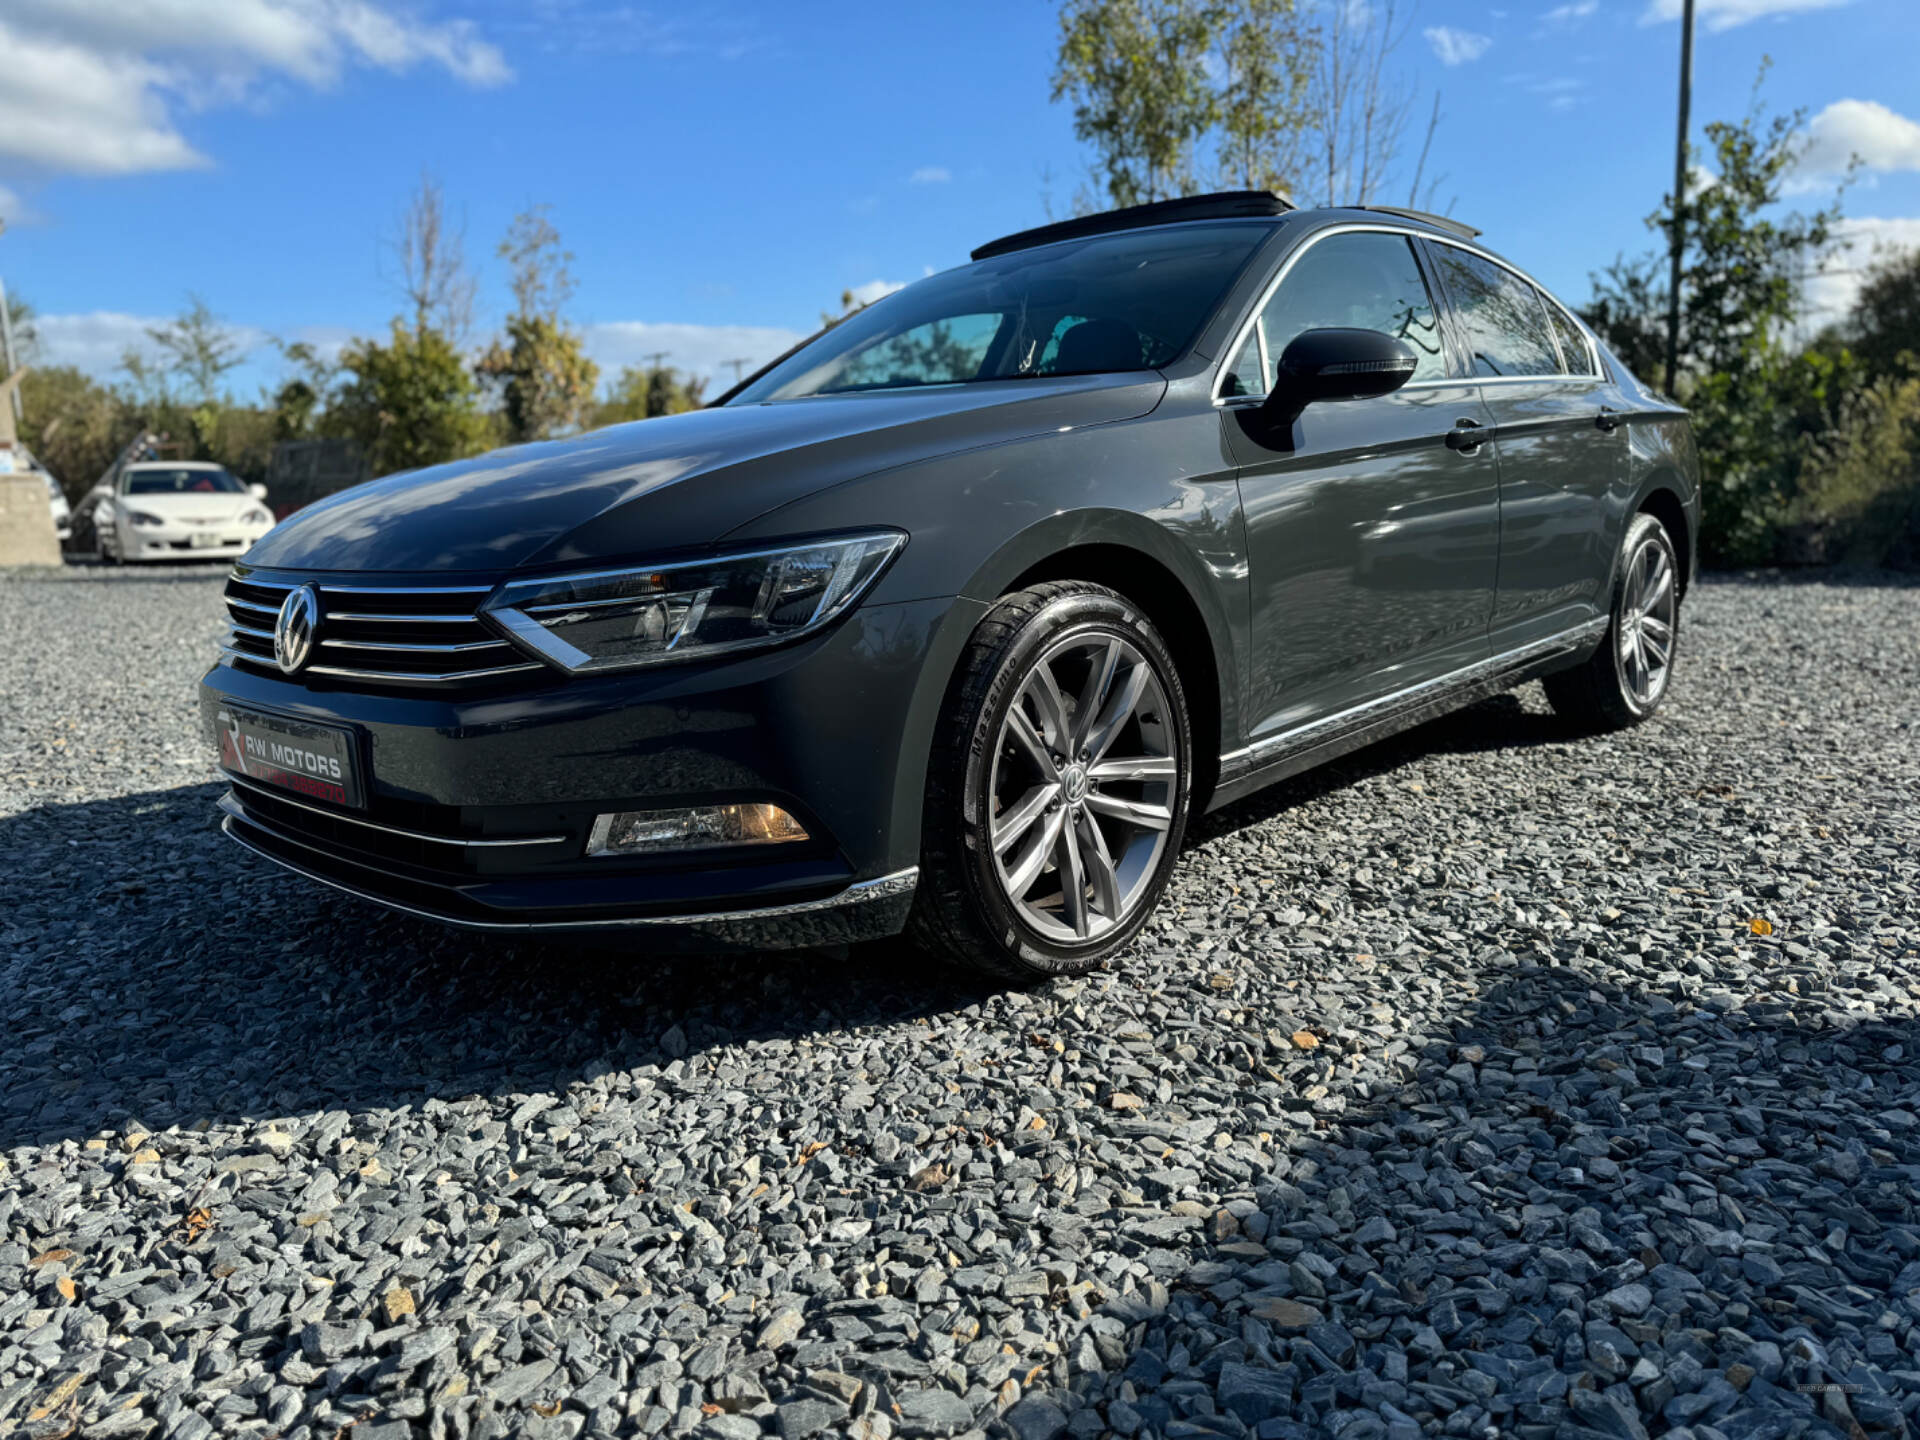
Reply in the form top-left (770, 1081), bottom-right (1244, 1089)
top-left (1596, 407), bottom-right (1622, 432)
top-left (1445, 418), bottom-right (1486, 453)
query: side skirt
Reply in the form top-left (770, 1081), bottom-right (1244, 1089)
top-left (1207, 618), bottom-right (1609, 813)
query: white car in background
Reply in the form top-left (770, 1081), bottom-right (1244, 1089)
top-left (92, 461), bottom-right (276, 564)
top-left (45, 472), bottom-right (71, 541)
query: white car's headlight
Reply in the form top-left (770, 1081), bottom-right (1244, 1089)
top-left (242, 507), bottom-right (273, 526)
top-left (485, 531), bottom-right (906, 675)
top-left (126, 509), bottom-right (165, 527)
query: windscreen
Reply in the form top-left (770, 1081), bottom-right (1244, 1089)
top-left (124, 468), bottom-right (246, 495)
top-left (729, 221), bottom-right (1276, 403)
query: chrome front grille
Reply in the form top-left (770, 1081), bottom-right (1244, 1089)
top-left (222, 571), bottom-right (546, 688)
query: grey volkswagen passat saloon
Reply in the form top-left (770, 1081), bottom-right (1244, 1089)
top-left (203, 191), bottom-right (1698, 980)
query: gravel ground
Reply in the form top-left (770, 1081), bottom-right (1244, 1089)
top-left (2, 563), bottom-right (1918, 1440)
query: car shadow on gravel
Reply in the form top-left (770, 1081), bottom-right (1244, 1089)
top-left (1193, 690), bottom-right (1571, 845)
top-left (0, 692), bottom-right (1576, 1154)
top-left (0, 780), bottom-right (1001, 1152)
top-left (1056, 956), bottom-right (1919, 1440)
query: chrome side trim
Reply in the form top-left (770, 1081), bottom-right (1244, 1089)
top-left (1220, 617), bottom-right (1610, 768)
top-left (221, 810), bottom-right (919, 933)
top-left (222, 782), bottom-right (569, 849)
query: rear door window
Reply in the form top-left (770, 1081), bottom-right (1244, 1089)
top-left (1429, 247), bottom-right (1561, 379)
top-left (1542, 295), bottom-right (1597, 377)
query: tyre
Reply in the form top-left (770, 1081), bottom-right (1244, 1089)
top-left (1544, 510), bottom-right (1681, 732)
top-left (911, 582), bottom-right (1193, 982)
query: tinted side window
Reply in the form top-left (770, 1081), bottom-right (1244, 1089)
top-left (1542, 295), bottom-right (1597, 377)
top-left (1221, 330), bottom-right (1266, 397)
top-left (1254, 232), bottom-right (1448, 386)
top-left (814, 313), bottom-right (1002, 392)
top-left (1430, 247), bottom-right (1560, 378)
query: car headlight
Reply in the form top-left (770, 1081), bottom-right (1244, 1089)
top-left (485, 531), bottom-right (906, 675)
top-left (126, 510), bottom-right (164, 527)
top-left (242, 507), bottom-right (273, 526)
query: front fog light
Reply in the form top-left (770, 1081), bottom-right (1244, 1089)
top-left (587, 803), bottom-right (810, 856)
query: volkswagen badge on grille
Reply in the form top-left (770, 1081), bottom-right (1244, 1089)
top-left (273, 584), bottom-right (321, 674)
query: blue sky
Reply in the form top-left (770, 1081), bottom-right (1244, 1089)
top-left (1, 0), bottom-right (1916, 399)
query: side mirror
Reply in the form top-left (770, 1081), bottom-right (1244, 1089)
top-left (1252, 327), bottom-right (1420, 444)
top-left (249, 482), bottom-right (269, 500)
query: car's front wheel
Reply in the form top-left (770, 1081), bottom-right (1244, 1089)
top-left (911, 582), bottom-right (1192, 982)
top-left (1544, 510), bottom-right (1681, 731)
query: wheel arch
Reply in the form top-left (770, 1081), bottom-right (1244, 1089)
top-left (964, 519), bottom-right (1237, 813)
top-left (1633, 478), bottom-right (1693, 597)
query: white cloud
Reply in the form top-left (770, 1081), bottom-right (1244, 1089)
top-left (1638, 0), bottom-right (1851, 31)
top-left (0, 1), bottom-right (508, 178)
top-left (1424, 26), bottom-right (1492, 64)
top-left (1794, 99), bottom-right (1920, 183)
top-left (908, 166), bottom-right (951, 185)
top-left (1509, 74), bottom-right (1589, 111)
top-left (0, 184), bottom-right (35, 228)
top-left (584, 321), bottom-right (809, 388)
top-left (844, 279), bottom-right (908, 308)
top-left (33, 310), bottom-right (270, 377)
top-left (1543, 0), bottom-right (1599, 21)
top-left (1801, 217), bottom-right (1920, 327)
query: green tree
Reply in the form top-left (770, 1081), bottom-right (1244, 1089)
top-left (334, 321), bottom-right (490, 476)
top-left (475, 207), bottom-right (599, 441)
top-left (5, 290), bottom-right (36, 364)
top-left (593, 364), bottom-right (709, 426)
top-left (1579, 254), bottom-right (1669, 388)
top-left (146, 295), bottom-right (246, 403)
top-left (1051, 0), bottom-right (1433, 211)
top-left (1835, 246), bottom-right (1920, 380)
top-left (1052, 0), bottom-right (1223, 207)
top-left (1584, 66), bottom-right (1848, 564)
top-left (17, 366), bottom-right (136, 500)
top-left (1214, 0), bottom-right (1314, 194)
top-left (269, 341), bottom-right (339, 442)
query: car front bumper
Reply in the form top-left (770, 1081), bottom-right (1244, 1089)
top-left (122, 523), bottom-right (269, 561)
top-left (198, 594), bottom-right (981, 947)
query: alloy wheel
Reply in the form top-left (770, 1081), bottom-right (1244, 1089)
top-left (987, 631), bottom-right (1180, 945)
top-left (1615, 533), bottom-right (1677, 709)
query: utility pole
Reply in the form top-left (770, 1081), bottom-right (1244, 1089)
top-left (723, 357), bottom-right (752, 384)
top-left (642, 350), bottom-right (671, 375)
top-left (1663, 0), bottom-right (1695, 399)
top-left (0, 273), bottom-right (24, 447)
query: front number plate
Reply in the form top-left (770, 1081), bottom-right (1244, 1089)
top-left (216, 705), bottom-right (365, 809)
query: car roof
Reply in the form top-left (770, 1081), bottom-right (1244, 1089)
top-left (970, 191), bottom-right (1480, 262)
top-left (126, 460), bottom-right (223, 469)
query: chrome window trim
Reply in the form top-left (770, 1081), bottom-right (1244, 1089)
top-left (1211, 222), bottom-right (1602, 404)
top-left (1422, 236), bottom-right (1603, 382)
top-left (224, 779), bottom-right (568, 848)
